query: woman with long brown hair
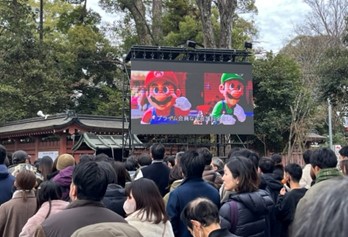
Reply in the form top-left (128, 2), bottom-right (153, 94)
top-left (124, 178), bottom-right (174, 237)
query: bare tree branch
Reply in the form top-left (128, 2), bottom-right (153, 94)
top-left (300, 0), bottom-right (348, 44)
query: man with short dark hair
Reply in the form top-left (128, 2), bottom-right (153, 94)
top-left (137, 153), bottom-right (152, 167)
top-left (258, 156), bottom-right (283, 237)
top-left (0, 145), bottom-right (15, 205)
top-left (134, 143), bottom-right (170, 196)
top-left (180, 198), bottom-right (237, 237)
top-left (271, 153), bottom-right (284, 181)
top-left (295, 148), bottom-right (342, 218)
top-left (167, 150), bottom-right (220, 237)
top-left (276, 163), bottom-right (307, 237)
top-left (34, 161), bottom-right (126, 237)
top-left (198, 147), bottom-right (223, 189)
top-left (258, 157), bottom-right (283, 203)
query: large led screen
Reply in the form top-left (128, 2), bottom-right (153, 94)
top-left (130, 60), bottom-right (254, 134)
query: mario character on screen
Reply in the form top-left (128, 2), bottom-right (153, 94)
top-left (211, 73), bottom-right (246, 125)
top-left (141, 71), bottom-right (191, 124)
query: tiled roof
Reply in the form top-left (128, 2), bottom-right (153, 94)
top-left (72, 132), bottom-right (143, 151)
top-left (0, 113), bottom-right (129, 137)
top-left (306, 132), bottom-right (327, 142)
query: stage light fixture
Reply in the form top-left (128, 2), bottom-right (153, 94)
top-left (186, 40), bottom-right (197, 49)
top-left (244, 42), bottom-right (253, 49)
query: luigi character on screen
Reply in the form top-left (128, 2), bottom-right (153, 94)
top-left (211, 73), bottom-right (246, 125)
top-left (140, 71), bottom-right (191, 124)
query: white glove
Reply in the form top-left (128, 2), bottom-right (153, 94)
top-left (220, 114), bottom-right (236, 125)
top-left (234, 104), bottom-right (246, 122)
top-left (174, 97), bottom-right (191, 111)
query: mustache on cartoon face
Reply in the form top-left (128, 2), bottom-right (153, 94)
top-left (227, 92), bottom-right (241, 100)
top-left (150, 96), bottom-right (173, 105)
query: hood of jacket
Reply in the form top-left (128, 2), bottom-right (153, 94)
top-left (231, 190), bottom-right (273, 215)
top-left (0, 164), bottom-right (10, 179)
top-left (262, 173), bottom-right (283, 191)
top-left (203, 169), bottom-right (216, 181)
top-left (53, 166), bottom-right (74, 186)
top-left (104, 184), bottom-right (125, 198)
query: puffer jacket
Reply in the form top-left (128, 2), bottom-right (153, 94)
top-left (219, 189), bottom-right (274, 237)
top-left (102, 183), bottom-right (126, 217)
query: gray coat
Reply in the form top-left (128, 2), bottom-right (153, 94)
top-left (34, 200), bottom-right (126, 237)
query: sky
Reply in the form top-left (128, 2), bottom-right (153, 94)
top-left (86, 0), bottom-right (311, 52)
top-left (253, 0), bottom-right (311, 52)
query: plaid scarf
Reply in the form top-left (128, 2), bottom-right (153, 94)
top-left (315, 168), bottom-right (342, 184)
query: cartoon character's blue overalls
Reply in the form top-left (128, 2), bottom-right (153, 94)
top-left (150, 107), bottom-right (178, 125)
top-left (222, 101), bottom-right (235, 114)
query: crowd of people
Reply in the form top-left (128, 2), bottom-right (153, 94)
top-left (0, 143), bottom-right (347, 237)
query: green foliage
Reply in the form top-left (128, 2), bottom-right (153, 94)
top-left (0, 0), bottom-right (68, 121)
top-left (231, 16), bottom-right (257, 49)
top-left (316, 46), bottom-right (348, 144)
top-left (162, 0), bottom-right (198, 35)
top-left (253, 53), bottom-right (302, 152)
top-left (101, 0), bottom-right (257, 52)
top-left (162, 1), bottom-right (256, 48)
top-left (57, 7), bottom-right (101, 33)
top-left (95, 84), bottom-right (125, 116)
top-left (0, 0), bottom-right (123, 123)
top-left (164, 16), bottom-right (202, 46)
top-left (317, 47), bottom-right (348, 106)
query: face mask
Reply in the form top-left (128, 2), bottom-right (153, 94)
top-left (123, 197), bottom-right (136, 214)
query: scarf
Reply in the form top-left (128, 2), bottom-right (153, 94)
top-left (315, 168), bottom-right (342, 184)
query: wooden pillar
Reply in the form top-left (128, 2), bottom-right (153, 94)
top-left (59, 133), bottom-right (67, 155)
top-left (13, 138), bottom-right (19, 151)
top-left (34, 136), bottom-right (39, 160)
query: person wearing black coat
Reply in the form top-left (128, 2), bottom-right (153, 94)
top-left (276, 164), bottom-right (307, 237)
top-left (259, 157), bottom-right (283, 237)
top-left (102, 183), bottom-right (126, 217)
top-left (98, 161), bottom-right (127, 217)
top-left (134, 144), bottom-right (170, 197)
top-left (219, 156), bottom-right (274, 237)
top-left (271, 153), bottom-right (284, 182)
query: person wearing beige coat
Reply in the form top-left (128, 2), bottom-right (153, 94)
top-left (0, 170), bottom-right (37, 237)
